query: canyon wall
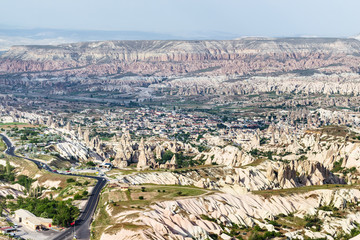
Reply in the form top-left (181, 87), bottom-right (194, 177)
top-left (1, 38), bottom-right (360, 77)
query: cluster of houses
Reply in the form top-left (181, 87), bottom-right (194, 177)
top-left (66, 108), bottom-right (264, 141)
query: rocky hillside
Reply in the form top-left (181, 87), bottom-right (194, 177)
top-left (1, 38), bottom-right (360, 77)
top-left (1, 38), bottom-right (360, 101)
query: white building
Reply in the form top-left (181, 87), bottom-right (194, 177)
top-left (14, 209), bottom-right (53, 230)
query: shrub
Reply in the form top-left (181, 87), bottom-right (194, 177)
top-left (263, 231), bottom-right (282, 238)
top-left (66, 178), bottom-right (75, 183)
top-left (253, 225), bottom-right (264, 231)
top-left (74, 193), bottom-right (82, 200)
top-left (200, 214), bottom-right (217, 222)
top-left (86, 161), bottom-right (96, 167)
top-left (304, 214), bottom-right (322, 231)
top-left (208, 233), bottom-right (219, 240)
top-left (333, 158), bottom-right (344, 172)
top-left (318, 205), bottom-right (334, 211)
top-left (16, 175), bottom-right (34, 191)
top-left (6, 194), bottom-right (14, 199)
top-left (139, 196), bottom-right (144, 200)
top-left (249, 232), bottom-right (263, 240)
top-left (268, 220), bottom-right (281, 227)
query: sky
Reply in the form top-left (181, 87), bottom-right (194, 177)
top-left (1, 0), bottom-right (360, 38)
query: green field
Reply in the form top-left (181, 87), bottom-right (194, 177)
top-left (253, 184), bottom-right (356, 198)
top-left (0, 122), bottom-right (27, 126)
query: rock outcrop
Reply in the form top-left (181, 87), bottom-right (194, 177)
top-left (2, 39), bottom-right (360, 99)
top-left (2, 38), bottom-right (360, 78)
top-left (198, 145), bottom-right (255, 167)
top-left (99, 189), bottom-right (360, 240)
top-left (54, 142), bottom-right (89, 161)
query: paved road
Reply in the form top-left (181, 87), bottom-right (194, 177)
top-left (0, 134), bottom-right (107, 240)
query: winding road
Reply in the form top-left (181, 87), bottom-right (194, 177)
top-left (0, 134), bottom-right (107, 240)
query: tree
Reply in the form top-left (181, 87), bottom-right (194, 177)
top-left (66, 178), bottom-right (75, 183)
top-left (40, 212), bottom-right (49, 218)
top-left (6, 159), bottom-right (11, 175)
top-left (6, 194), bottom-right (14, 199)
top-left (162, 150), bottom-right (174, 161)
top-left (17, 175), bottom-right (34, 191)
top-left (8, 197), bottom-right (79, 227)
top-left (86, 161), bottom-right (96, 167)
top-left (74, 193), bottom-right (82, 200)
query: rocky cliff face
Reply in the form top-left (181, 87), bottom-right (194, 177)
top-left (1, 38), bottom-right (360, 77)
top-left (99, 189), bottom-right (360, 240)
top-left (1, 38), bottom-right (360, 99)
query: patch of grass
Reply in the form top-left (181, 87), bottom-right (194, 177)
top-left (104, 222), bottom-right (149, 235)
top-left (34, 154), bottom-right (54, 161)
top-left (241, 158), bottom-right (265, 168)
top-left (0, 139), bottom-right (5, 152)
top-left (200, 214), bottom-right (218, 223)
top-left (91, 195), bottom-right (111, 240)
top-left (163, 186), bottom-right (205, 198)
top-left (175, 164), bottom-right (224, 172)
top-left (276, 214), bottom-right (307, 230)
top-left (6, 155), bottom-right (40, 178)
top-left (318, 125), bottom-right (350, 138)
top-left (106, 169), bottom-right (138, 175)
top-left (103, 185), bottom-right (208, 217)
top-left (57, 185), bottom-right (72, 198)
top-left (253, 184), bottom-right (353, 198)
top-left (0, 122), bottom-right (28, 126)
top-left (332, 158), bottom-right (344, 172)
top-left (38, 172), bottom-right (87, 188)
top-left (125, 190), bottom-right (131, 201)
top-left (304, 213), bottom-right (322, 231)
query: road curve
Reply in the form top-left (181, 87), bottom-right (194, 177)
top-left (0, 134), bottom-right (107, 240)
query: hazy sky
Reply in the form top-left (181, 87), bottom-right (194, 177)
top-left (1, 0), bottom-right (360, 37)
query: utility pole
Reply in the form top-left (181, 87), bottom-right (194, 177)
top-left (70, 220), bottom-right (76, 239)
top-left (73, 220), bottom-right (76, 239)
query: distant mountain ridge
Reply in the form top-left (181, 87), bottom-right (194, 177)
top-left (0, 28), bottom-right (177, 51)
top-left (0, 28), bottom-right (240, 51)
top-left (0, 37), bottom-right (360, 101)
top-left (1, 38), bottom-right (360, 78)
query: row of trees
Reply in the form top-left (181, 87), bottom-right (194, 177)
top-left (0, 159), bottom-right (15, 182)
